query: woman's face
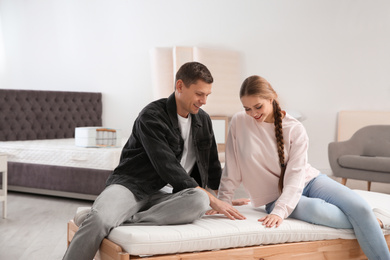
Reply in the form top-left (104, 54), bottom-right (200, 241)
top-left (241, 95), bottom-right (274, 123)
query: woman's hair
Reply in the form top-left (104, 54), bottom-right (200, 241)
top-left (240, 75), bottom-right (286, 193)
top-left (175, 62), bottom-right (213, 87)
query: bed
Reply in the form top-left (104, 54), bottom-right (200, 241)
top-left (67, 189), bottom-right (390, 260)
top-left (0, 89), bottom-right (123, 200)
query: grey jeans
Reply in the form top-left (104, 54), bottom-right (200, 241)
top-left (63, 184), bottom-right (210, 260)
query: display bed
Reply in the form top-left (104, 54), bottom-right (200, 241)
top-left (67, 190), bottom-right (390, 259)
top-left (0, 138), bottom-right (124, 200)
top-left (0, 89), bottom-right (118, 200)
top-left (0, 139), bottom-right (122, 171)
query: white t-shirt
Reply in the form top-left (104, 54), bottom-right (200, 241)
top-left (160, 114), bottom-right (196, 194)
top-left (177, 114), bottom-right (196, 174)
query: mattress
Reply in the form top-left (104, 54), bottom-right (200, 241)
top-left (97, 189), bottom-right (390, 256)
top-left (0, 138), bottom-right (125, 171)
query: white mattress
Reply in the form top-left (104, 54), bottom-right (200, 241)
top-left (0, 138), bottom-right (125, 170)
top-left (103, 190), bottom-right (390, 256)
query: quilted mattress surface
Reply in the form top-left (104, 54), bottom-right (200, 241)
top-left (102, 190), bottom-right (390, 256)
top-left (0, 138), bottom-right (125, 170)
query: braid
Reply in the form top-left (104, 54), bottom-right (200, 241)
top-left (240, 75), bottom-right (286, 192)
top-left (273, 100), bottom-right (286, 193)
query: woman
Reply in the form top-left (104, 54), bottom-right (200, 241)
top-left (212, 75), bottom-right (390, 259)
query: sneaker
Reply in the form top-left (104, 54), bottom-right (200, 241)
top-left (373, 208), bottom-right (390, 230)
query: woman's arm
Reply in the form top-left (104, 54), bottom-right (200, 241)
top-left (270, 123), bottom-right (310, 219)
top-left (216, 115), bottom-right (243, 204)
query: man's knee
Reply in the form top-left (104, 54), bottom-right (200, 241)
top-left (77, 208), bottom-right (114, 237)
top-left (74, 207), bottom-right (92, 227)
top-left (182, 188), bottom-right (210, 216)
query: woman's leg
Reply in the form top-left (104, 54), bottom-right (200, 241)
top-left (63, 184), bottom-right (144, 260)
top-left (289, 195), bottom-right (353, 228)
top-left (296, 174), bottom-right (390, 260)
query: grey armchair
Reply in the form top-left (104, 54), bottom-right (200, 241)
top-left (328, 125), bottom-right (390, 191)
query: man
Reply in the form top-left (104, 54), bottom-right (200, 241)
top-left (63, 62), bottom-right (245, 260)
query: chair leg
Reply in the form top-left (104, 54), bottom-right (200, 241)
top-left (367, 181), bottom-right (371, 191)
top-left (341, 178), bottom-right (347, 186)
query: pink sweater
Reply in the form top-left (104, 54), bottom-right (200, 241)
top-left (218, 111), bottom-right (319, 219)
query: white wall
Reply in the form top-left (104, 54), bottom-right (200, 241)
top-left (1, 0), bottom-right (390, 173)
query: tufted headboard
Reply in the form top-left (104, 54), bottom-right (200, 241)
top-left (0, 89), bottom-right (102, 141)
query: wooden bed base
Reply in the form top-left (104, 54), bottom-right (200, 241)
top-left (67, 220), bottom-right (390, 260)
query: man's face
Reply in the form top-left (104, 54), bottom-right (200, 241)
top-left (175, 80), bottom-right (212, 118)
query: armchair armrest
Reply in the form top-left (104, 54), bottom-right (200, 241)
top-left (328, 139), bottom-right (364, 175)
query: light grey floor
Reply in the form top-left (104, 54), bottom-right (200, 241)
top-left (0, 192), bottom-right (92, 260)
top-left (0, 178), bottom-right (389, 260)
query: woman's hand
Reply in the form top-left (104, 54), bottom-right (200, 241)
top-left (258, 214), bottom-right (283, 228)
top-left (232, 198), bottom-right (250, 206)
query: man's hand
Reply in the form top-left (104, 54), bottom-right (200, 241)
top-left (206, 198), bottom-right (250, 216)
top-left (198, 187), bottom-right (245, 220)
top-left (258, 214), bottom-right (283, 228)
top-left (208, 198), bottom-right (246, 220)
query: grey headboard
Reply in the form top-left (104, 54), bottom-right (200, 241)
top-left (0, 89), bottom-right (102, 141)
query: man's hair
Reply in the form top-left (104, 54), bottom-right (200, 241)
top-left (175, 62), bottom-right (213, 87)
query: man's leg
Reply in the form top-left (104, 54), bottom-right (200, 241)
top-left (63, 184), bottom-right (144, 260)
top-left (126, 188), bottom-right (209, 225)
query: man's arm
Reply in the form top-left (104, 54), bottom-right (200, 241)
top-left (196, 187), bottom-right (246, 220)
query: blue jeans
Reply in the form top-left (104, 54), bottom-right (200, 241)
top-left (266, 174), bottom-right (390, 260)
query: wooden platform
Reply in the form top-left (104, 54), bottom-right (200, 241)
top-left (68, 220), bottom-right (390, 260)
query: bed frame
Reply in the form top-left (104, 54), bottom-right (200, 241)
top-left (67, 220), bottom-right (389, 260)
top-left (0, 89), bottom-right (112, 200)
